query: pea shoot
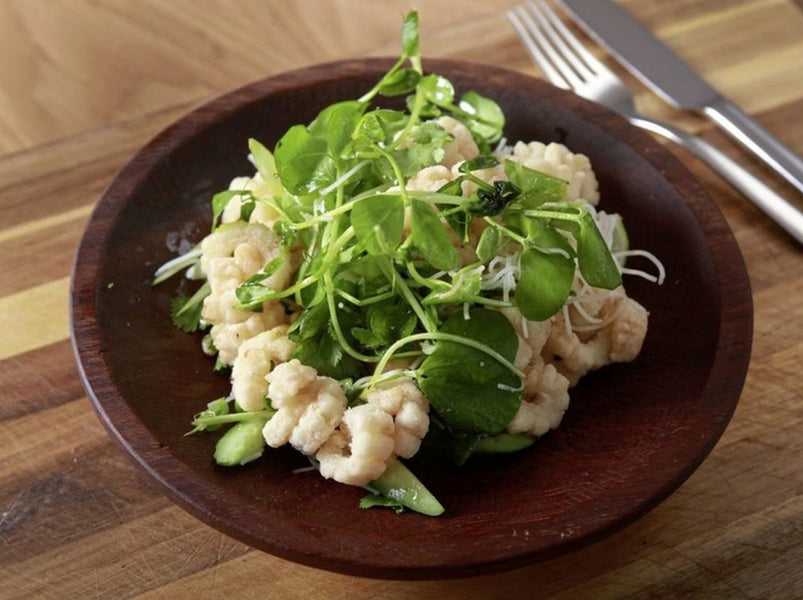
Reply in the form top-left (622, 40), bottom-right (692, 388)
top-left (158, 10), bottom-right (637, 516)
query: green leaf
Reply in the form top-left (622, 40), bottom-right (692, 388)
top-left (232, 254), bottom-right (286, 310)
top-left (503, 161), bottom-right (567, 208)
top-left (359, 493), bottom-right (406, 513)
top-left (377, 68), bottom-right (421, 97)
top-left (390, 120), bottom-right (451, 176)
top-left (475, 180), bottom-right (520, 216)
top-left (211, 190), bottom-right (250, 230)
top-left (400, 10), bottom-right (420, 58)
top-left (515, 245), bottom-right (575, 321)
top-left (308, 100), bottom-right (366, 159)
top-left (353, 299), bottom-right (416, 350)
top-left (417, 308), bottom-right (522, 434)
top-left (457, 90), bottom-right (505, 145)
top-left (421, 266), bottom-right (483, 305)
top-left (235, 281), bottom-right (276, 311)
top-left (476, 225), bottom-right (504, 263)
top-left (274, 124), bottom-right (336, 196)
top-left (459, 155), bottom-right (500, 172)
top-left (416, 417), bottom-right (480, 465)
top-left (187, 397), bottom-right (230, 434)
top-left (291, 330), bottom-right (363, 380)
top-left (290, 306), bottom-right (364, 380)
top-left (169, 282), bottom-right (210, 333)
top-left (248, 138), bottom-right (275, 180)
top-left (287, 299), bottom-right (330, 342)
top-left (575, 211), bottom-right (622, 289)
top-left (353, 109), bottom-right (405, 145)
top-left (409, 199), bottom-right (458, 271)
top-left (351, 194), bottom-right (405, 256)
top-left (418, 74), bottom-right (455, 107)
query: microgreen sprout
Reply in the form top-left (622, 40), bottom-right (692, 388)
top-left (152, 9), bottom-right (658, 516)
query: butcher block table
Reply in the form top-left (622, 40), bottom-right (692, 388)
top-left (2, 0), bottom-right (802, 597)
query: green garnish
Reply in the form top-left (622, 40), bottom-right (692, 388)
top-left (154, 10), bottom-right (630, 516)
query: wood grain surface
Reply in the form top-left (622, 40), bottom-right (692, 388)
top-left (1, 0), bottom-right (802, 598)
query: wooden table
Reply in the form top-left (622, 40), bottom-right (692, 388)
top-left (2, 1), bottom-right (802, 597)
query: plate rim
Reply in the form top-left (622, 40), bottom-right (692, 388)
top-left (69, 57), bottom-right (753, 579)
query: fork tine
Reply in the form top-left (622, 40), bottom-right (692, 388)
top-left (522, 0), bottom-right (594, 86)
top-left (508, 0), bottom-right (616, 94)
top-left (507, 5), bottom-right (574, 90)
top-left (531, 0), bottom-right (610, 78)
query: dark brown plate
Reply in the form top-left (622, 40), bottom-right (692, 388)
top-left (70, 59), bottom-right (752, 580)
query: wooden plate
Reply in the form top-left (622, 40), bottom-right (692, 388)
top-left (70, 59), bottom-right (752, 579)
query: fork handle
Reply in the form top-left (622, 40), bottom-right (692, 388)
top-left (704, 98), bottom-right (803, 196)
top-left (631, 116), bottom-right (803, 245)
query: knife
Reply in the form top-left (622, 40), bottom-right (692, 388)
top-left (559, 0), bottom-right (803, 195)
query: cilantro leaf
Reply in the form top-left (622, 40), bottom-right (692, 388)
top-left (170, 292), bottom-right (205, 333)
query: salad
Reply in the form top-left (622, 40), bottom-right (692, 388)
top-left (154, 11), bottom-right (664, 516)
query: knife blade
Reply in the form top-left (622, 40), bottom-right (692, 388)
top-left (559, 0), bottom-right (803, 194)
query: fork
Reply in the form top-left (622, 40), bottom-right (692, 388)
top-left (508, 0), bottom-right (803, 245)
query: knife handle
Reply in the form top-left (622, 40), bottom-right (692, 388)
top-left (632, 115), bottom-right (803, 244)
top-left (704, 98), bottom-right (803, 195)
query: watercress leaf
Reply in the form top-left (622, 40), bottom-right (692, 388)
top-left (308, 100), bottom-right (366, 159)
top-left (378, 68), bottom-right (421, 97)
top-left (274, 124), bottom-right (335, 195)
top-left (351, 194), bottom-right (405, 256)
top-left (410, 199), bottom-right (458, 271)
top-left (476, 225), bottom-right (504, 263)
top-left (457, 90), bottom-right (505, 144)
top-left (417, 308), bottom-right (521, 434)
top-left (400, 10), bottom-right (420, 58)
top-left (211, 190), bottom-right (247, 230)
top-left (575, 211), bottom-right (622, 289)
top-left (251, 255), bottom-right (284, 282)
top-left (503, 161), bottom-right (567, 208)
top-left (353, 110), bottom-right (404, 145)
top-left (515, 245), bottom-right (575, 321)
top-left (368, 303), bottom-right (416, 346)
top-left (459, 155), bottom-right (499, 173)
top-left (436, 177), bottom-right (465, 197)
top-left (418, 74), bottom-right (455, 107)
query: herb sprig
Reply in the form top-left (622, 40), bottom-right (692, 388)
top-left (156, 10), bottom-right (628, 515)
